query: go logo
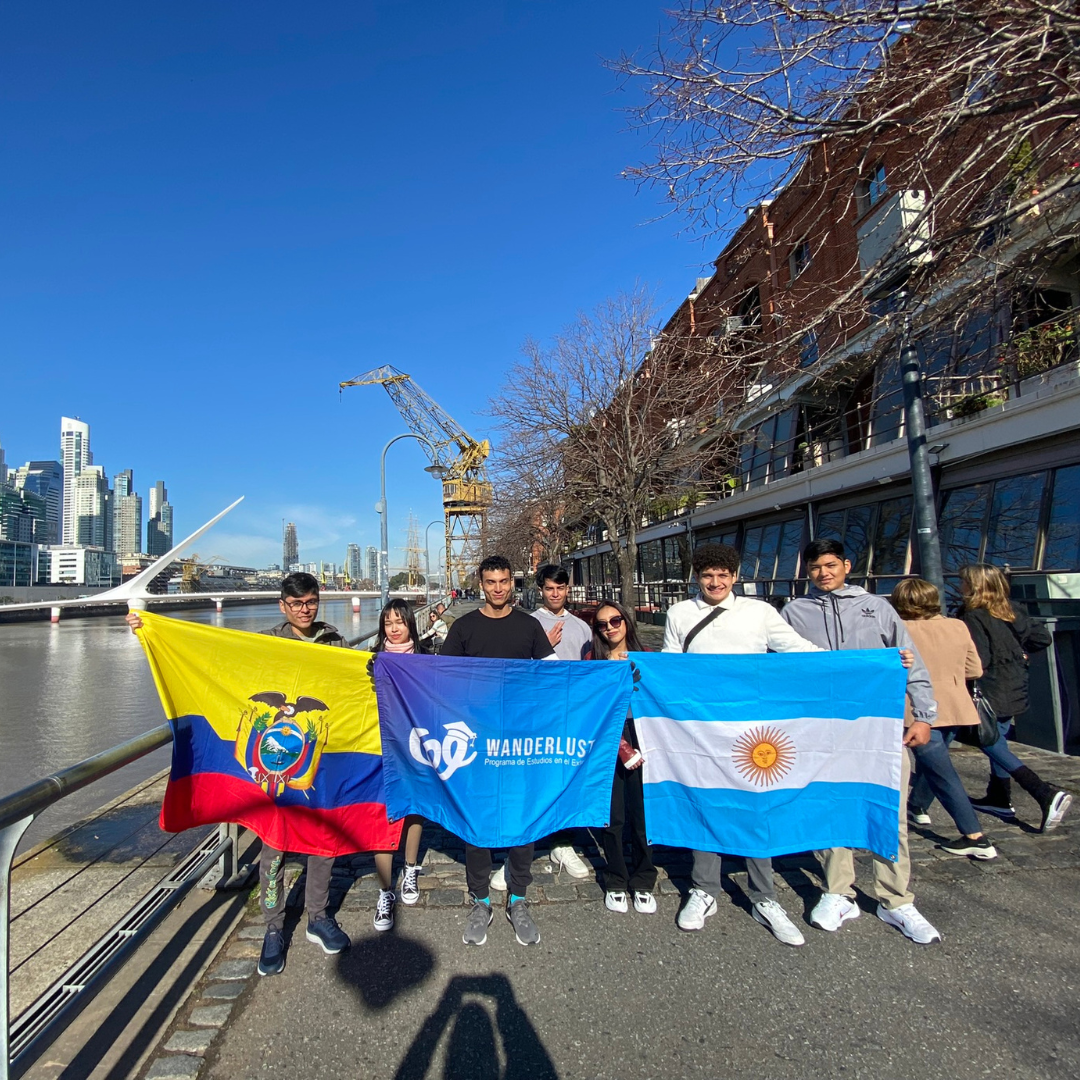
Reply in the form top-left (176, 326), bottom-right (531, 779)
top-left (409, 721), bottom-right (478, 781)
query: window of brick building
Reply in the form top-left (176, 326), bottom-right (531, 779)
top-left (856, 162), bottom-right (888, 216)
top-left (789, 239), bottom-right (811, 279)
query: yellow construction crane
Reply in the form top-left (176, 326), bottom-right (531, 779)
top-left (179, 553), bottom-right (221, 593)
top-left (339, 366), bottom-right (491, 588)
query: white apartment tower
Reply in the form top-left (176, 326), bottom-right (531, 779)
top-left (60, 417), bottom-right (92, 545)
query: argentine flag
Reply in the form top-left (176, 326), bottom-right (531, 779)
top-left (631, 651), bottom-right (905, 861)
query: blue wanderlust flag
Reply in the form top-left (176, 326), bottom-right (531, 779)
top-left (631, 651), bottom-right (905, 861)
top-left (374, 654), bottom-right (633, 847)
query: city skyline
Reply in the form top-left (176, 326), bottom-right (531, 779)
top-left (1, 2), bottom-right (722, 571)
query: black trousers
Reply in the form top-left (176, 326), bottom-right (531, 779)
top-left (466, 843), bottom-right (534, 900)
top-left (600, 761), bottom-right (657, 893)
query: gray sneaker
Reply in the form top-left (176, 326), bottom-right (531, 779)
top-left (506, 898), bottom-right (540, 946)
top-left (463, 898), bottom-right (493, 946)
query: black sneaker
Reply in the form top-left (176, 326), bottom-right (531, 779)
top-left (908, 805), bottom-right (932, 826)
top-left (258, 929), bottom-right (286, 976)
top-left (305, 915), bottom-right (350, 954)
top-left (970, 795), bottom-right (1016, 820)
top-left (940, 835), bottom-right (998, 860)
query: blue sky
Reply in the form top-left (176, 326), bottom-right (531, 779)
top-left (1, 1), bottom-right (725, 571)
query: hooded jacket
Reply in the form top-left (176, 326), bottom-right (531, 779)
top-left (781, 584), bottom-right (937, 723)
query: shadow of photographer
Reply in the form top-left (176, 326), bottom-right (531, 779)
top-left (394, 973), bottom-right (559, 1080)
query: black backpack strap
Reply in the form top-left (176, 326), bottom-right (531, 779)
top-left (682, 605), bottom-right (727, 652)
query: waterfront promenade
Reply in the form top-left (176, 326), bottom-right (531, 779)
top-left (9, 610), bottom-right (1079, 1080)
top-left (31, 742), bottom-right (1077, 1080)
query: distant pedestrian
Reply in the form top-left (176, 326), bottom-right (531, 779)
top-left (370, 599), bottom-right (429, 929)
top-left (889, 578), bottom-right (997, 859)
top-left (782, 540), bottom-right (941, 945)
top-left (958, 564), bottom-right (1071, 832)
top-left (590, 599), bottom-right (657, 916)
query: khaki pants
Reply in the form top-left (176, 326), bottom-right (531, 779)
top-left (817, 746), bottom-right (913, 911)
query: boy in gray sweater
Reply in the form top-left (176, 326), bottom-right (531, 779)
top-left (782, 539), bottom-right (941, 945)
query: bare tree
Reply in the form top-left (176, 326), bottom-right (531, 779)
top-left (611, 0), bottom-right (1079, 433)
top-left (489, 289), bottom-right (742, 609)
top-left (617, 0), bottom-right (1078, 245)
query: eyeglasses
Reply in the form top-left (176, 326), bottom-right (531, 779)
top-left (283, 599), bottom-right (319, 612)
top-left (595, 615), bottom-right (625, 632)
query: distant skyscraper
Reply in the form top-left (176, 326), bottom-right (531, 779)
top-left (14, 461), bottom-right (63, 543)
top-left (346, 543), bottom-right (362, 582)
top-left (60, 417), bottom-right (92, 545)
top-left (0, 439), bottom-right (7, 488)
top-left (72, 465), bottom-right (110, 548)
top-left (283, 522), bottom-right (299, 571)
top-left (365, 545), bottom-right (378, 583)
top-left (146, 480), bottom-right (173, 556)
top-left (113, 470), bottom-right (139, 555)
top-left (112, 471), bottom-right (142, 556)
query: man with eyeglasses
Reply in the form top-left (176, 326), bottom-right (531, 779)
top-left (127, 571), bottom-right (351, 976)
top-left (662, 543), bottom-right (821, 946)
top-left (265, 572), bottom-right (351, 646)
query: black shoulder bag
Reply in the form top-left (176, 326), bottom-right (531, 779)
top-left (682, 605), bottom-right (727, 652)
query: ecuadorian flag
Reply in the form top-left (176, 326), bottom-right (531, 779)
top-left (136, 611), bottom-right (401, 857)
top-left (631, 651), bottom-right (905, 861)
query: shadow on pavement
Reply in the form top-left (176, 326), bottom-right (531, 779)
top-left (334, 932), bottom-right (436, 1010)
top-left (393, 974), bottom-right (558, 1080)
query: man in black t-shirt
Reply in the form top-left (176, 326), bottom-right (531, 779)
top-left (441, 554), bottom-right (555, 946)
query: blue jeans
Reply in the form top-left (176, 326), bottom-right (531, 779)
top-left (907, 728), bottom-right (983, 836)
top-left (978, 717), bottom-right (1025, 779)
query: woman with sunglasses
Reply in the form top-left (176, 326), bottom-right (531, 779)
top-left (590, 599), bottom-right (658, 915)
top-left (370, 599), bottom-right (429, 931)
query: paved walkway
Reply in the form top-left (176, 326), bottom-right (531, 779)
top-left (139, 739), bottom-right (1080, 1080)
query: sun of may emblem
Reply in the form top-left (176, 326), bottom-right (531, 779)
top-left (732, 726), bottom-right (796, 786)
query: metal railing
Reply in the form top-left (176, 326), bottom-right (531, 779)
top-left (0, 725), bottom-right (253, 1080)
top-left (1, 591), bottom-right (455, 1079)
top-left (629, 321), bottom-right (1080, 529)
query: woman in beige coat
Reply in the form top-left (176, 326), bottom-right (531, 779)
top-left (890, 578), bottom-right (996, 859)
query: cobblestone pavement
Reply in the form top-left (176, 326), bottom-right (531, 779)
top-left (140, 726), bottom-right (1080, 1080)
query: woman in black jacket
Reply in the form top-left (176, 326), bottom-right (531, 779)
top-left (959, 564), bottom-right (1071, 832)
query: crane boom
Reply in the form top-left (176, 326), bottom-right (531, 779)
top-left (340, 366), bottom-right (492, 588)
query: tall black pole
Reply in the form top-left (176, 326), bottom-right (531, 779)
top-left (898, 295), bottom-right (946, 608)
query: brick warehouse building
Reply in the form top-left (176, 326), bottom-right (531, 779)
top-left (568, 24), bottom-right (1080, 754)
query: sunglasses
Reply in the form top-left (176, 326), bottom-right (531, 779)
top-left (595, 615), bottom-right (625, 632)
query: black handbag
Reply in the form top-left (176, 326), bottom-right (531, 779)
top-left (956, 681), bottom-right (999, 748)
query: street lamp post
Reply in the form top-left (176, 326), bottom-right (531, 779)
top-left (897, 294), bottom-right (946, 607)
top-left (424, 518), bottom-right (443, 603)
top-left (378, 434), bottom-right (446, 609)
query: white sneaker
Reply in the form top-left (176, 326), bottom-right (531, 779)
top-left (374, 889), bottom-right (395, 932)
top-left (633, 891), bottom-right (657, 914)
top-left (752, 899), bottom-right (805, 946)
top-left (550, 845), bottom-right (591, 878)
top-left (876, 902), bottom-right (941, 944)
top-left (489, 863), bottom-right (507, 891)
top-left (677, 888), bottom-right (717, 931)
top-left (400, 863), bottom-right (421, 905)
top-left (810, 893), bottom-right (860, 932)
top-left (605, 890), bottom-right (628, 913)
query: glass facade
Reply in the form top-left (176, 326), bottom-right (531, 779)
top-left (576, 463), bottom-right (1080, 599)
top-left (0, 540), bottom-right (36, 588)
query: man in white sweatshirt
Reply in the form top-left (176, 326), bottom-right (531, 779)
top-left (663, 542), bottom-right (821, 946)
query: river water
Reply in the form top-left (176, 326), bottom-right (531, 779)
top-left (0, 599), bottom-right (385, 850)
